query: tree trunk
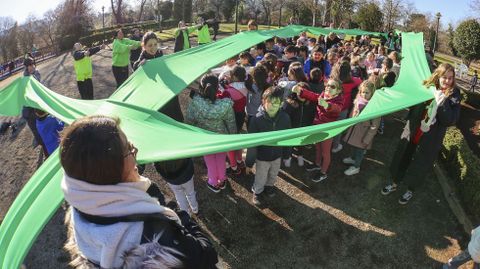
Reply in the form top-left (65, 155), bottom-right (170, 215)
top-left (138, 0), bottom-right (147, 22)
top-left (278, 6), bottom-right (282, 27)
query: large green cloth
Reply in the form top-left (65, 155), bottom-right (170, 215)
top-left (0, 25), bottom-right (432, 268)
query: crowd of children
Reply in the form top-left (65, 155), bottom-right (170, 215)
top-left (14, 21), bottom-right (472, 268)
top-left (177, 31), bottom-right (410, 207)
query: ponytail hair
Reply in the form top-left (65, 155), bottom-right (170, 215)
top-left (199, 74), bottom-right (219, 102)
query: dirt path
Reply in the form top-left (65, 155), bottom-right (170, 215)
top-left (0, 37), bottom-right (474, 268)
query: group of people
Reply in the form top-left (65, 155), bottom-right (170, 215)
top-left (16, 20), bottom-right (478, 268)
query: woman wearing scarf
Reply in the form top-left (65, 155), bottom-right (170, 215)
top-left (61, 115), bottom-right (218, 268)
top-left (381, 63), bottom-right (461, 205)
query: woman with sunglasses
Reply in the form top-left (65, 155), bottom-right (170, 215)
top-left (292, 79), bottom-right (344, 182)
top-left (60, 115), bottom-right (218, 268)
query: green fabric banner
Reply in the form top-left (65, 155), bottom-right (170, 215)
top-left (0, 26), bottom-right (432, 268)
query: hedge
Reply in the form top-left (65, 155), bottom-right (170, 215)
top-left (440, 126), bottom-right (480, 222)
top-left (78, 20), bottom-right (179, 48)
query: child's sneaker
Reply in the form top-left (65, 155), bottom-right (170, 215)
top-left (344, 166), bottom-right (360, 176)
top-left (237, 160), bottom-right (246, 169)
top-left (398, 190), bottom-right (413, 205)
top-left (207, 182), bottom-right (221, 193)
top-left (283, 157), bottom-right (292, 168)
top-left (312, 172), bottom-right (328, 183)
top-left (219, 180), bottom-right (227, 190)
top-left (264, 186), bottom-right (276, 197)
top-left (331, 143), bottom-right (343, 153)
top-left (252, 193), bottom-right (262, 205)
top-left (251, 187), bottom-right (263, 205)
top-left (381, 183), bottom-right (397, 195)
top-left (227, 166), bottom-right (241, 176)
top-left (342, 157), bottom-right (355, 165)
top-left (305, 163), bottom-right (321, 172)
top-left (297, 155), bottom-right (304, 167)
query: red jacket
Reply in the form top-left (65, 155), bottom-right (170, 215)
top-left (299, 89), bottom-right (343, 125)
top-left (341, 77), bottom-right (362, 111)
top-left (217, 85), bottom-right (247, 113)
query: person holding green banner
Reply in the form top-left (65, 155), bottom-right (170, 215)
top-left (174, 21), bottom-right (199, 52)
top-left (72, 42), bottom-right (105, 100)
top-left (196, 17), bottom-right (212, 45)
top-left (186, 74), bottom-right (237, 193)
top-left (112, 29), bottom-right (141, 88)
top-left (382, 63), bottom-right (461, 205)
top-left (60, 115), bottom-right (219, 268)
top-left (247, 85), bottom-right (291, 205)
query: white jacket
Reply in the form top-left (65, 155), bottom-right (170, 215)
top-left (469, 226), bottom-right (480, 263)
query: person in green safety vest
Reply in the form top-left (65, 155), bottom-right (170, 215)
top-left (173, 21), bottom-right (199, 52)
top-left (112, 29), bottom-right (141, 88)
top-left (72, 42), bottom-right (105, 100)
top-left (196, 17), bottom-right (212, 46)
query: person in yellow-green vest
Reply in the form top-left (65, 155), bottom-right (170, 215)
top-left (173, 21), bottom-right (199, 52)
top-left (196, 17), bottom-right (211, 46)
top-left (112, 29), bottom-right (141, 88)
top-left (73, 42), bottom-right (106, 100)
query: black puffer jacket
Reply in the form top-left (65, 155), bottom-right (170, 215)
top-left (246, 107), bottom-right (291, 166)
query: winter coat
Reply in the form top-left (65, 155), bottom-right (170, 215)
top-left (129, 34), bottom-right (142, 63)
top-left (36, 115), bottom-right (64, 155)
top-left (154, 158), bottom-right (194, 186)
top-left (303, 58), bottom-right (326, 79)
top-left (246, 107), bottom-right (291, 166)
top-left (389, 88), bottom-right (461, 183)
top-left (283, 97), bottom-right (316, 129)
top-left (341, 77), bottom-right (362, 112)
top-left (217, 82), bottom-right (248, 113)
top-left (299, 89), bottom-right (343, 125)
top-left (132, 50), bottom-right (164, 71)
top-left (469, 226), bottom-right (480, 263)
top-left (186, 95), bottom-right (237, 134)
top-left (63, 179), bottom-right (217, 269)
top-left (73, 46), bottom-right (101, 81)
top-left (246, 84), bottom-right (263, 117)
top-left (343, 117), bottom-right (381, 150)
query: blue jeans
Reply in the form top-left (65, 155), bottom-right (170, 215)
top-left (352, 146), bottom-right (367, 168)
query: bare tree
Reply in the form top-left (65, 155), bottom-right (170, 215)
top-left (382, 0), bottom-right (406, 31)
top-left (209, 0), bottom-right (223, 18)
top-left (245, 0), bottom-right (263, 21)
top-left (0, 16), bottom-right (17, 61)
top-left (260, 0), bottom-right (272, 25)
top-left (111, 0), bottom-right (125, 24)
top-left (137, 0), bottom-right (148, 21)
top-left (38, 10), bottom-right (58, 48)
top-left (302, 0), bottom-right (320, 26)
top-left (17, 15), bottom-right (37, 54)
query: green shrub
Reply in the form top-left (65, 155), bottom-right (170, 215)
top-left (441, 127), bottom-right (480, 222)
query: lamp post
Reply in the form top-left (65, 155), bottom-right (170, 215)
top-left (234, 0), bottom-right (239, 34)
top-left (102, 6), bottom-right (105, 42)
top-left (433, 12), bottom-right (441, 55)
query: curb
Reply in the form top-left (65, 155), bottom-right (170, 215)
top-left (433, 161), bottom-right (474, 234)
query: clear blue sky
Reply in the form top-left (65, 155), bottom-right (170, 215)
top-left (0, 0), bottom-right (475, 28)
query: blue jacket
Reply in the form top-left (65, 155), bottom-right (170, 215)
top-left (303, 58), bottom-right (326, 79)
top-left (36, 115), bottom-right (64, 154)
